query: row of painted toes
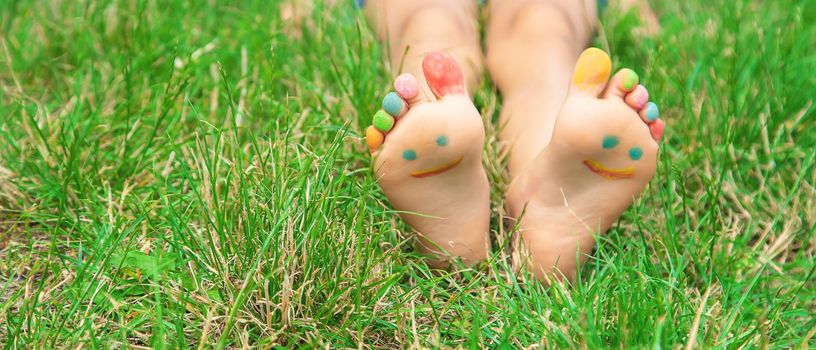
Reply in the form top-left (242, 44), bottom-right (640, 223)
top-left (365, 74), bottom-right (419, 152)
top-left (614, 68), bottom-right (665, 142)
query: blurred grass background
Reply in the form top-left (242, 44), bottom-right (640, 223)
top-left (0, 0), bottom-right (814, 348)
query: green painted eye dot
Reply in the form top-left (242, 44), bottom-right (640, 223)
top-left (629, 147), bottom-right (643, 160)
top-left (602, 135), bottom-right (620, 149)
top-left (403, 149), bottom-right (417, 161)
top-left (436, 135), bottom-right (448, 146)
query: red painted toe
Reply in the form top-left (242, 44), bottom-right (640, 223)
top-left (649, 119), bottom-right (665, 141)
top-left (422, 51), bottom-right (465, 99)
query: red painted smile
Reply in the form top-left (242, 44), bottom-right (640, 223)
top-left (583, 159), bottom-right (635, 179)
top-left (411, 156), bottom-right (464, 178)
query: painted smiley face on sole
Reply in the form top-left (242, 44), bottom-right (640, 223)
top-left (365, 51), bottom-right (491, 268)
top-left (410, 155), bottom-right (465, 178)
top-left (506, 48), bottom-right (666, 282)
top-left (582, 159), bottom-right (635, 179)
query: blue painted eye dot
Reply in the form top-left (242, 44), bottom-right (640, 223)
top-left (436, 135), bottom-right (448, 147)
top-left (403, 149), bottom-right (417, 161)
top-left (629, 147), bottom-right (643, 160)
top-left (602, 135), bottom-right (619, 149)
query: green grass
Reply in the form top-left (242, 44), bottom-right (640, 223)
top-left (1, 0), bottom-right (814, 348)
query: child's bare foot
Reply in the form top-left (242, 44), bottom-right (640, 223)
top-left (367, 52), bottom-right (491, 267)
top-left (506, 48), bottom-right (665, 280)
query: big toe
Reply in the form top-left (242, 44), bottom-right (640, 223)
top-left (422, 51), bottom-right (467, 99)
top-left (570, 47), bottom-right (612, 97)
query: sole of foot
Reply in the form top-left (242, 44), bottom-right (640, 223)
top-left (506, 47), bottom-right (665, 282)
top-left (366, 51), bottom-right (491, 268)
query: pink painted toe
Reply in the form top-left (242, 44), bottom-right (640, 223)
top-left (625, 85), bottom-right (649, 110)
top-left (649, 119), bottom-right (665, 141)
top-left (394, 74), bottom-right (419, 100)
top-left (422, 51), bottom-right (465, 99)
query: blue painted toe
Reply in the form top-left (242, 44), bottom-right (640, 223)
top-left (645, 102), bottom-right (659, 122)
top-left (382, 92), bottom-right (405, 116)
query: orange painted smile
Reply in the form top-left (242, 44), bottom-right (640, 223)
top-left (411, 156), bottom-right (464, 178)
top-left (583, 159), bottom-right (634, 179)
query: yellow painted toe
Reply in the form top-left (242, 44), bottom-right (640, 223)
top-left (572, 48), bottom-right (612, 92)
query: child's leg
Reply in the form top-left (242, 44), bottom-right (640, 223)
top-left (487, 0), bottom-right (598, 175)
top-left (362, 0), bottom-right (491, 267)
top-left (486, 0), bottom-right (665, 281)
top-left (363, 0), bottom-right (483, 92)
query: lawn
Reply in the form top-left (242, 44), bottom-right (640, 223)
top-left (1, 0), bottom-right (814, 348)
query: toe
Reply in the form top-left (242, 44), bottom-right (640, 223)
top-left (394, 73), bottom-right (428, 105)
top-left (624, 85), bottom-right (650, 110)
top-left (570, 47), bottom-right (612, 97)
top-left (422, 51), bottom-right (466, 99)
top-left (366, 125), bottom-right (385, 151)
top-left (372, 110), bottom-right (395, 133)
top-left (603, 68), bottom-right (639, 99)
top-left (649, 118), bottom-right (665, 141)
top-left (638, 102), bottom-right (660, 124)
top-left (382, 92), bottom-right (408, 118)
